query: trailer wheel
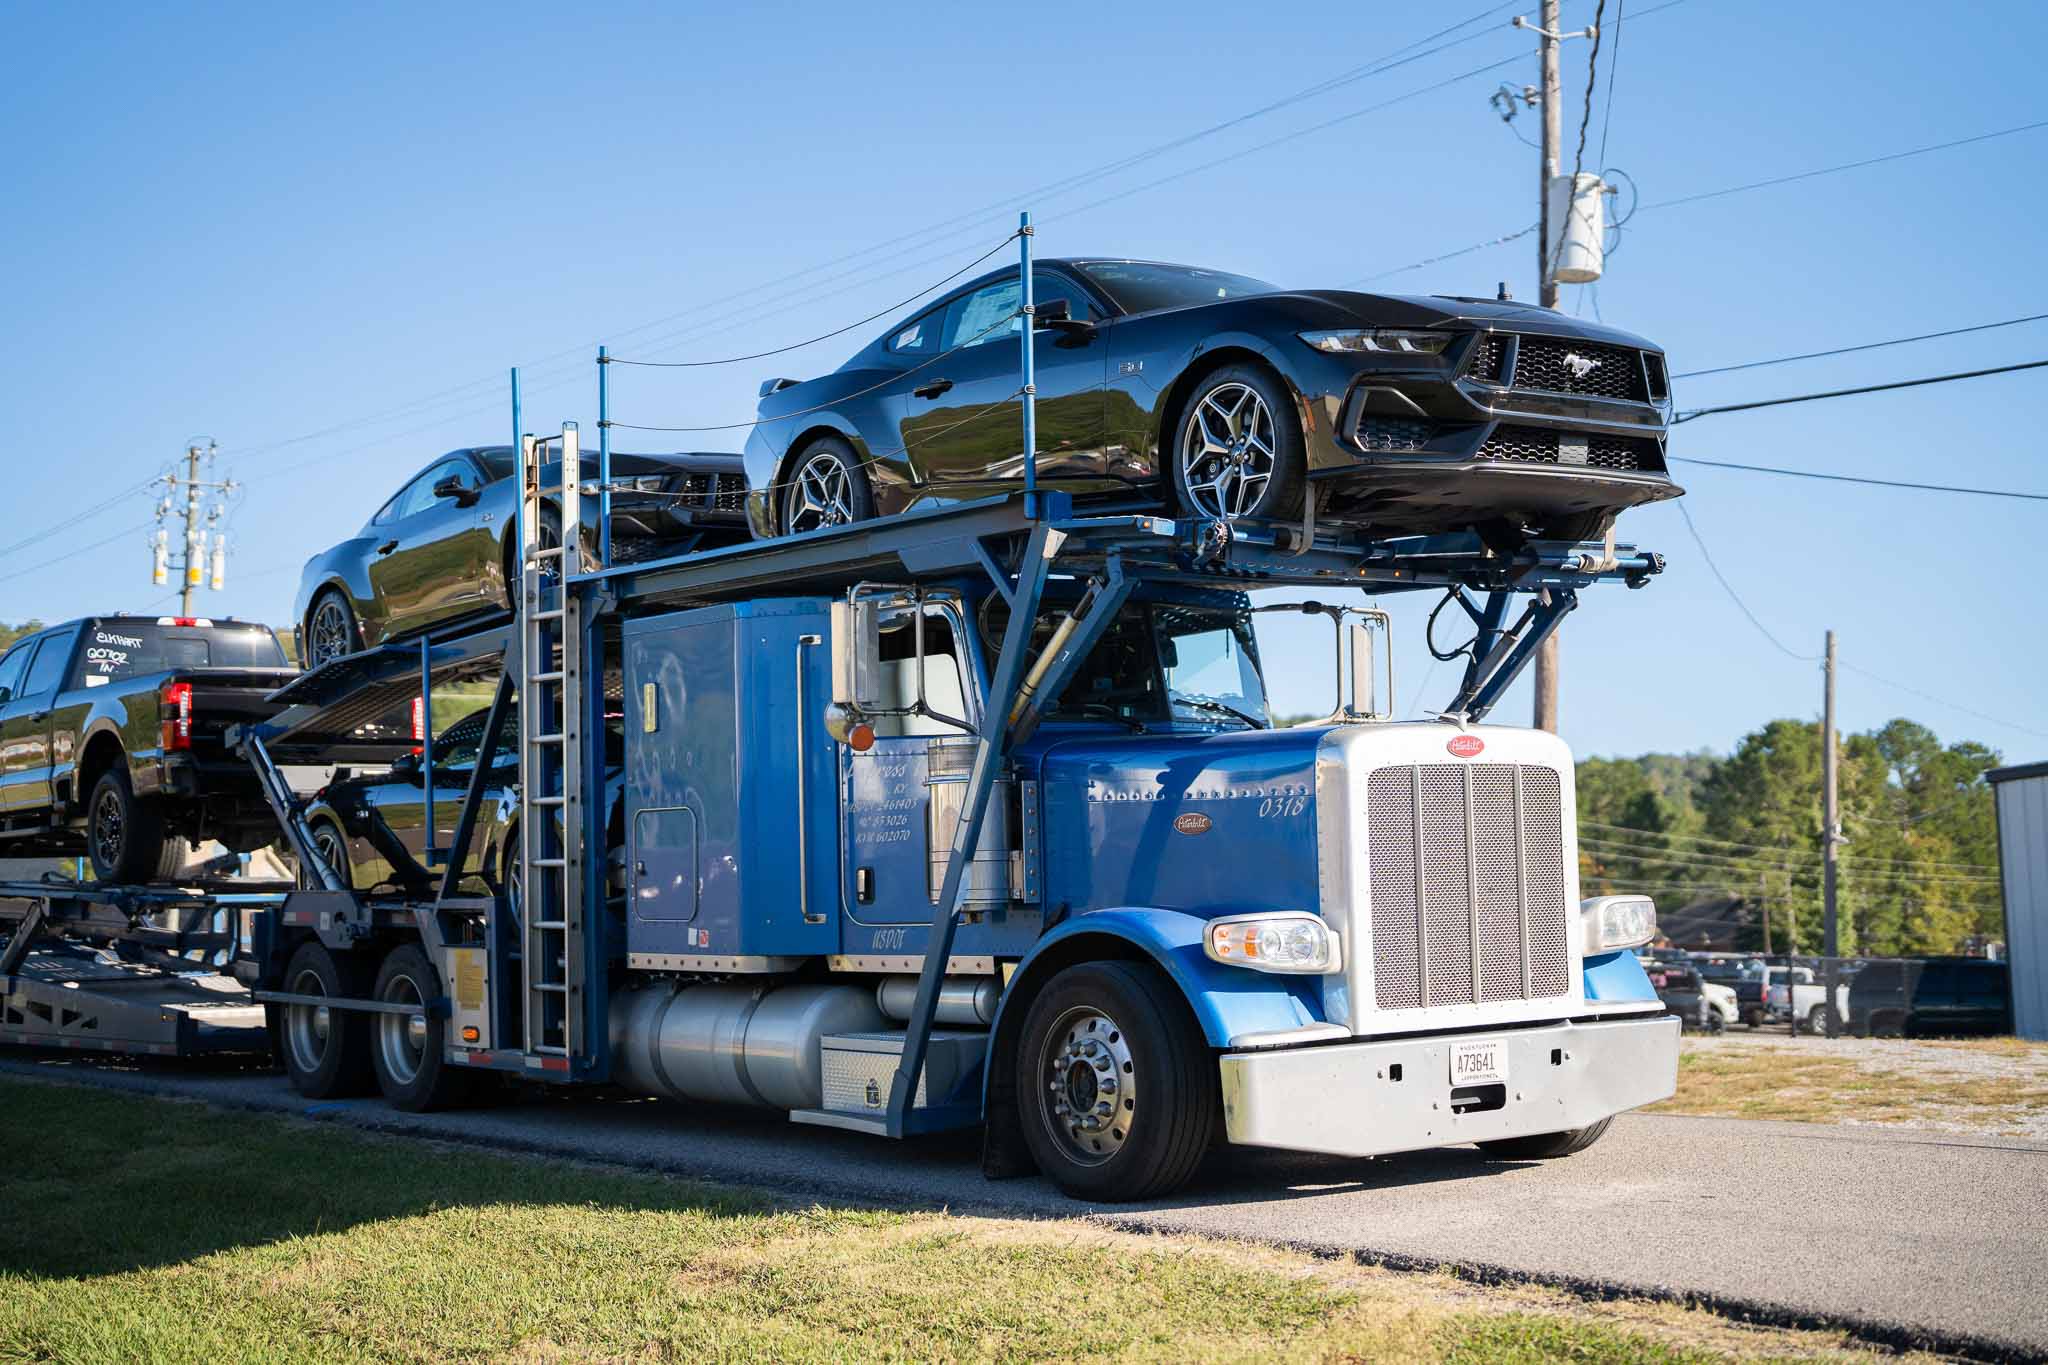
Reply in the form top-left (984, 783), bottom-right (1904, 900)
top-left (277, 940), bottom-right (376, 1098)
top-left (86, 768), bottom-right (183, 885)
top-left (1476, 1116), bottom-right (1612, 1160)
top-left (1015, 961), bottom-right (1216, 1202)
top-left (370, 943), bottom-right (476, 1111)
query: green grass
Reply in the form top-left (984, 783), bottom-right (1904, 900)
top-left (1650, 1042), bottom-right (2048, 1132)
top-left (0, 1079), bottom-right (1914, 1363)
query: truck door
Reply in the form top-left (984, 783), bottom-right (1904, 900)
top-left (840, 601), bottom-right (978, 930)
top-left (0, 628), bottom-right (78, 814)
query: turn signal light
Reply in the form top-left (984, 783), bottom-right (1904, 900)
top-left (1203, 912), bottom-right (1339, 974)
top-left (460, 1026), bottom-right (480, 1043)
top-left (160, 682), bottom-right (194, 752)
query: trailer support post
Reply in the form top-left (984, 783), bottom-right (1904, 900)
top-left (1018, 210), bottom-right (1037, 519)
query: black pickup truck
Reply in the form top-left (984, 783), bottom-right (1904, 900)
top-left (0, 616), bottom-right (296, 881)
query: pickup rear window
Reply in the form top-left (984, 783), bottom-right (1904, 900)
top-left (73, 622), bottom-right (287, 687)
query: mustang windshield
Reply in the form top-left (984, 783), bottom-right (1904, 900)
top-left (1075, 262), bottom-right (1277, 315)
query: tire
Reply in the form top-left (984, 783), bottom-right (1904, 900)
top-left (1169, 364), bottom-right (1304, 523)
top-left (1805, 1004), bottom-right (1839, 1036)
top-left (276, 940), bottom-right (376, 1099)
top-left (1477, 1115), bottom-right (1612, 1160)
top-left (369, 943), bottom-right (477, 1111)
top-left (305, 589), bottom-right (363, 670)
top-left (297, 819), bottom-right (353, 892)
top-left (86, 768), bottom-right (183, 884)
top-left (1015, 961), bottom-right (1216, 1202)
top-left (781, 436), bottom-right (874, 536)
top-left (1742, 1008), bottom-right (1763, 1030)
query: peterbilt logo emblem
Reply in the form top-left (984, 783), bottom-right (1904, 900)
top-left (1447, 735), bottom-right (1486, 758)
top-left (1173, 812), bottom-right (1214, 835)
top-left (1562, 352), bottom-right (1600, 380)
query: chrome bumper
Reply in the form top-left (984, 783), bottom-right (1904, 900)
top-left (1218, 1012), bottom-right (1677, 1158)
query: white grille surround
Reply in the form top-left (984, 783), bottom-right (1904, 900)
top-left (1314, 722), bottom-right (1606, 1037)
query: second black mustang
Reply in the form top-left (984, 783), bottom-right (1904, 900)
top-left (744, 259), bottom-right (1678, 543)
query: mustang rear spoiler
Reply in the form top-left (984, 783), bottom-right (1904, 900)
top-left (758, 377), bottom-right (801, 398)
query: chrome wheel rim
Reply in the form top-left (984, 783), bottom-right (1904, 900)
top-left (1180, 382), bottom-right (1276, 519)
top-left (309, 598), bottom-right (353, 667)
top-left (91, 786), bottom-right (124, 870)
top-left (1037, 1006), bottom-right (1136, 1167)
top-left (284, 965), bottom-right (332, 1077)
top-left (377, 967), bottom-right (429, 1088)
top-left (785, 450), bottom-right (855, 534)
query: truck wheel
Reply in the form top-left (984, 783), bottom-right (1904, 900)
top-left (370, 943), bottom-right (476, 1112)
top-left (1015, 961), bottom-right (1216, 1202)
top-left (1742, 1008), bottom-right (1763, 1029)
top-left (1477, 1116), bottom-right (1612, 1160)
top-left (1806, 1004), bottom-right (1839, 1036)
top-left (86, 769), bottom-right (183, 885)
top-left (277, 940), bottom-right (376, 1098)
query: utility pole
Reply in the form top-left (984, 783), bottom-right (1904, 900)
top-left (1759, 869), bottom-right (1771, 956)
top-left (1524, 0), bottom-right (1569, 731)
top-left (1820, 629), bottom-right (1842, 1038)
top-left (151, 441), bottom-right (236, 614)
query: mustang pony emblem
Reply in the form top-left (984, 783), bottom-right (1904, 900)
top-left (1562, 352), bottom-right (1600, 380)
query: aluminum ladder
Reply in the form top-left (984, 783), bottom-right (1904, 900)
top-left (516, 424), bottom-right (589, 1065)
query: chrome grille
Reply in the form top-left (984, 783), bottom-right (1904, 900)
top-left (1366, 763), bottom-right (1570, 1010)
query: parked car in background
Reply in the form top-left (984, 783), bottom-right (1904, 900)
top-left (1848, 959), bottom-right (2012, 1037)
top-left (746, 259), bottom-right (1676, 543)
top-left (1641, 949), bottom-right (1719, 1031)
top-left (1766, 965), bottom-right (1851, 1034)
top-left (1700, 978), bottom-right (1740, 1029)
top-left (293, 445), bottom-right (750, 669)
top-left (1695, 953), bottom-right (1771, 1027)
top-left (0, 616), bottom-right (294, 881)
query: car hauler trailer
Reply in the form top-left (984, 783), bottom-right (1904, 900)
top-left (0, 425), bottom-right (1680, 1200)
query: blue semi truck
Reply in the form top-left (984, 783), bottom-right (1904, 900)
top-left (0, 428), bottom-right (1677, 1201)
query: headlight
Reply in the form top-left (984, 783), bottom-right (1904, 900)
top-left (1203, 912), bottom-right (1340, 974)
top-left (1298, 328), bottom-right (1452, 356)
top-left (1582, 895), bottom-right (1657, 955)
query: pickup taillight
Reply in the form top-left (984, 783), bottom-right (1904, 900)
top-left (161, 681), bottom-right (194, 751)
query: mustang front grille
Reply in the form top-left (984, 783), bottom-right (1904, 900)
top-left (1365, 763), bottom-right (1570, 1009)
top-left (1478, 424), bottom-right (1664, 473)
top-left (1509, 337), bottom-right (1649, 402)
top-left (1356, 414), bottom-right (1438, 452)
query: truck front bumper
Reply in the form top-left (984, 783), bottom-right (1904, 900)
top-left (1218, 1012), bottom-right (1678, 1158)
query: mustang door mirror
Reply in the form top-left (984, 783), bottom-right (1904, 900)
top-left (433, 475), bottom-right (479, 507)
top-left (1032, 298), bottom-right (1095, 339)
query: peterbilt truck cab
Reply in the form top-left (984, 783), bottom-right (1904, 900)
top-left (614, 576), bottom-right (1677, 1201)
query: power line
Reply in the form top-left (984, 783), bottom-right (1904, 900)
top-left (1840, 661), bottom-right (2048, 744)
top-left (1671, 358), bottom-right (2048, 424)
top-left (0, 475), bottom-right (162, 565)
top-left (1673, 502), bottom-right (1818, 661)
top-left (601, 234), bottom-right (1020, 369)
top-left (1595, 0), bottom-right (1626, 167)
top-left (1674, 312), bottom-right (2048, 379)
top-left (1638, 118), bottom-right (2048, 213)
top-left (1588, 827), bottom-right (1998, 876)
top-left (1671, 454), bottom-right (2048, 502)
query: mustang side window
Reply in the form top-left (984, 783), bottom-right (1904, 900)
top-left (944, 279), bottom-right (1023, 349)
top-left (889, 309), bottom-right (939, 354)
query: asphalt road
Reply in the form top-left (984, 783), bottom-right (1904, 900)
top-left (5, 1051), bottom-right (2044, 1360)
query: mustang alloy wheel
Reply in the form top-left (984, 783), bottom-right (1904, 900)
top-left (784, 441), bottom-right (870, 535)
top-left (1171, 366), bottom-right (1303, 523)
top-left (306, 591), bottom-right (359, 669)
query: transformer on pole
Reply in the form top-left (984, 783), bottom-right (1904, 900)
top-left (151, 441), bottom-right (237, 614)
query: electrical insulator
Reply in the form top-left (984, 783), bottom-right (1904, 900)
top-left (209, 537), bottom-right (226, 591)
top-left (151, 529), bottom-right (169, 586)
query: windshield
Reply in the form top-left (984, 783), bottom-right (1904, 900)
top-left (1036, 601), bottom-right (1270, 727)
top-left (1074, 262), bottom-right (1277, 315)
top-left (74, 621), bottom-right (286, 686)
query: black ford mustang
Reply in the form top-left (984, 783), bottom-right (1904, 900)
top-left (293, 444), bottom-right (750, 669)
top-left (743, 259), bottom-right (1677, 542)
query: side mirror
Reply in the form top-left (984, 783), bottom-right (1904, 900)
top-left (826, 598), bottom-right (884, 751)
top-left (433, 475), bottom-right (479, 507)
top-left (1345, 618), bottom-right (1388, 720)
top-left (389, 750), bottom-right (422, 780)
top-left (1033, 298), bottom-right (1095, 339)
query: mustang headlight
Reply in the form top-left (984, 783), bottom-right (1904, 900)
top-left (1581, 895), bottom-right (1657, 955)
top-left (1298, 328), bottom-right (1452, 356)
top-left (1203, 912), bottom-right (1340, 974)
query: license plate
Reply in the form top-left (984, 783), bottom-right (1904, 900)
top-left (1450, 1038), bottom-right (1509, 1086)
top-left (1557, 433), bottom-right (1590, 465)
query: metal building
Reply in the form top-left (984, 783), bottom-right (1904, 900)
top-left (1990, 761), bottom-right (2048, 1041)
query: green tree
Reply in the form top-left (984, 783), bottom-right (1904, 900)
top-left (0, 620), bottom-right (45, 651)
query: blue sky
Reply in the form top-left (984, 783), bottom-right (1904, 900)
top-left (4, 0), bottom-right (2043, 761)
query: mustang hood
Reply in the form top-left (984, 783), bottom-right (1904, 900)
top-left (1269, 290), bottom-right (1659, 350)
